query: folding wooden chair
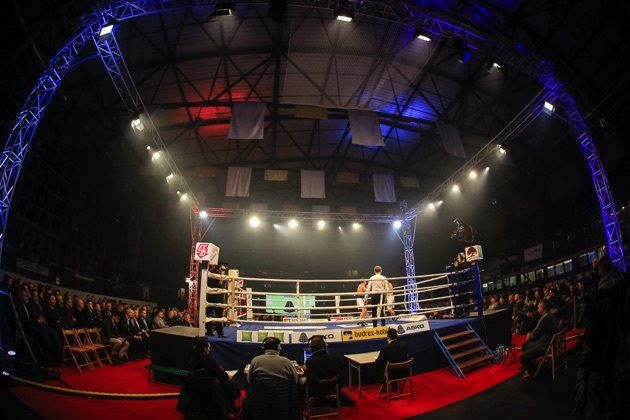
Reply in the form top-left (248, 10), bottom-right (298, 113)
top-left (61, 328), bottom-right (93, 374)
top-left (378, 358), bottom-right (414, 404)
top-left (534, 328), bottom-right (568, 379)
top-left (83, 328), bottom-right (112, 366)
top-left (306, 376), bottom-right (341, 418)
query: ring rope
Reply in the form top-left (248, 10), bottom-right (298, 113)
top-left (207, 272), bottom-right (450, 283)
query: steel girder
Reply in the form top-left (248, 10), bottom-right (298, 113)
top-left (1, 0), bottom-right (624, 274)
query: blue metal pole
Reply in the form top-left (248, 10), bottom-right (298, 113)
top-left (472, 264), bottom-right (483, 318)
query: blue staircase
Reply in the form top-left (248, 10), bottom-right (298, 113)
top-left (433, 323), bottom-right (495, 378)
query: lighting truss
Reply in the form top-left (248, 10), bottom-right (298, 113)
top-left (93, 29), bottom-right (199, 212)
top-left (202, 207), bottom-right (396, 224)
top-left (394, 201), bottom-right (418, 312)
top-left (0, 0), bottom-right (624, 271)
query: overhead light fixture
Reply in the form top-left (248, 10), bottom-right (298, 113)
top-left (485, 166), bottom-right (490, 171)
top-left (211, 3), bottom-right (234, 17)
top-left (131, 115), bottom-right (145, 132)
top-left (428, 203), bottom-right (435, 210)
top-left (393, 220), bottom-right (402, 229)
top-left (436, 200), bottom-right (444, 207)
top-left (317, 220), bottom-right (326, 230)
top-left (99, 25), bottom-right (114, 37)
top-left (146, 145), bottom-right (151, 150)
top-left (415, 27), bottom-right (431, 42)
top-left (338, 226), bottom-right (343, 231)
top-left (334, 1), bottom-right (354, 22)
top-left (166, 173), bottom-right (175, 183)
top-left (485, 59), bottom-right (501, 71)
top-left (151, 151), bottom-right (162, 161)
top-left (498, 146), bottom-right (507, 155)
top-left (544, 101), bottom-right (555, 112)
top-left (288, 219), bottom-right (299, 229)
top-left (452, 184), bottom-right (460, 193)
top-left (469, 170), bottom-right (478, 179)
top-left (179, 193), bottom-right (189, 201)
top-left (199, 210), bottom-right (208, 219)
top-left (352, 222), bottom-right (361, 230)
top-left (249, 216), bottom-right (261, 228)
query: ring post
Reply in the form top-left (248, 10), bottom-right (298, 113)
top-left (472, 264), bottom-right (483, 318)
top-left (198, 268), bottom-right (208, 337)
top-left (226, 273), bottom-right (235, 324)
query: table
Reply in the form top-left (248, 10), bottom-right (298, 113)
top-left (344, 351), bottom-right (380, 398)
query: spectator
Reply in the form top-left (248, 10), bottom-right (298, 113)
top-left (73, 299), bottom-right (88, 328)
top-left (576, 256), bottom-right (630, 418)
top-left (44, 294), bottom-right (63, 328)
top-left (152, 309), bottom-right (167, 329)
top-left (181, 312), bottom-right (195, 327)
top-left (247, 337), bottom-right (297, 383)
top-left (519, 301), bottom-right (556, 378)
top-left (487, 297), bottom-right (499, 310)
top-left (375, 328), bottom-right (409, 389)
top-left (101, 313), bottom-right (129, 363)
top-left (120, 308), bottom-right (145, 361)
top-left (304, 335), bottom-right (343, 400)
top-left (61, 296), bottom-right (76, 328)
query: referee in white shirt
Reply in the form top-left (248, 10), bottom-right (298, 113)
top-left (365, 266), bottom-right (388, 327)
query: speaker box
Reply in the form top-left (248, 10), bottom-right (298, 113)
top-left (150, 326), bottom-right (199, 384)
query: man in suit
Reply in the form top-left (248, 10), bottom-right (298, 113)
top-left (375, 328), bottom-right (410, 388)
top-left (101, 313), bottom-right (129, 363)
top-left (519, 300), bottom-right (556, 377)
top-left (305, 335), bottom-right (343, 399)
top-left (119, 308), bottom-right (145, 360)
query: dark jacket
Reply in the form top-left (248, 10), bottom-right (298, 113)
top-left (305, 350), bottom-right (343, 398)
top-left (119, 316), bottom-right (135, 339)
top-left (375, 339), bottom-right (410, 373)
top-left (529, 312), bottom-right (556, 349)
top-left (101, 316), bottom-right (122, 341)
top-left (44, 304), bottom-right (62, 327)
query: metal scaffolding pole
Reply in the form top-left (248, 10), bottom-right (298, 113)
top-left (396, 201), bottom-right (418, 313)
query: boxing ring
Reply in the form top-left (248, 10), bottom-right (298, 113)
top-left (196, 266), bottom-right (487, 376)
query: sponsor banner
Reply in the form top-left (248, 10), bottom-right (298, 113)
top-left (194, 242), bottom-right (220, 263)
top-left (290, 329), bottom-right (343, 344)
top-left (394, 320), bottom-right (431, 336)
top-left (283, 317), bottom-right (299, 323)
top-left (237, 330), bottom-right (291, 343)
top-left (329, 316), bottom-right (355, 322)
top-left (341, 326), bottom-right (389, 342)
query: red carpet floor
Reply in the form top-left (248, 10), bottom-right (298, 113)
top-left (10, 357), bottom-right (520, 419)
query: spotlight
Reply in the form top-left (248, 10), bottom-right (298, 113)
top-left (415, 27), bottom-right (431, 42)
top-left (338, 226), bottom-right (343, 231)
top-left (185, 277), bottom-right (192, 284)
top-left (455, 38), bottom-right (472, 64)
top-left (146, 145), bottom-right (151, 150)
top-left (352, 222), bottom-right (361, 230)
top-left (179, 193), bottom-right (189, 201)
top-left (273, 224), bottom-right (280, 229)
top-left (428, 203), bottom-right (435, 210)
top-left (393, 220), bottom-right (402, 229)
top-left (436, 200), bottom-right (444, 207)
top-left (469, 170), bottom-right (478, 179)
top-left (452, 184), bottom-right (460, 193)
top-left (199, 210), bottom-right (208, 219)
top-left (334, 1), bottom-right (354, 22)
top-left (2, 371), bottom-right (9, 377)
top-left (544, 101), bottom-right (555, 112)
top-left (288, 219), bottom-right (299, 229)
top-left (176, 190), bottom-right (181, 195)
top-left (498, 146), bottom-right (507, 155)
top-left (151, 151), bottom-right (162, 161)
top-left (249, 216), bottom-right (261, 228)
top-left (7, 350), bottom-right (16, 356)
top-left (211, 3), bottom-right (234, 17)
top-left (99, 25), bottom-right (114, 37)
top-left (166, 173), bottom-right (175, 183)
top-left (484, 60), bottom-right (501, 71)
top-left (485, 166), bottom-right (490, 172)
top-left (131, 115), bottom-right (145, 132)
top-left (317, 220), bottom-right (326, 230)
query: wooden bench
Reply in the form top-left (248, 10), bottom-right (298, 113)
top-left (145, 364), bottom-right (188, 383)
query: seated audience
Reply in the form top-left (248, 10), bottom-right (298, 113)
top-left (375, 328), bottom-right (410, 388)
top-left (119, 308), bottom-right (147, 360)
top-left (177, 337), bottom-right (239, 419)
top-left (101, 313), bottom-right (129, 363)
top-left (305, 335), bottom-right (343, 400)
top-left (519, 301), bottom-right (556, 377)
top-left (152, 309), bottom-right (167, 329)
top-left (248, 337), bottom-right (297, 383)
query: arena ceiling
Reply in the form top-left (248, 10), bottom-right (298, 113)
top-left (1, 0), bottom-right (629, 266)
